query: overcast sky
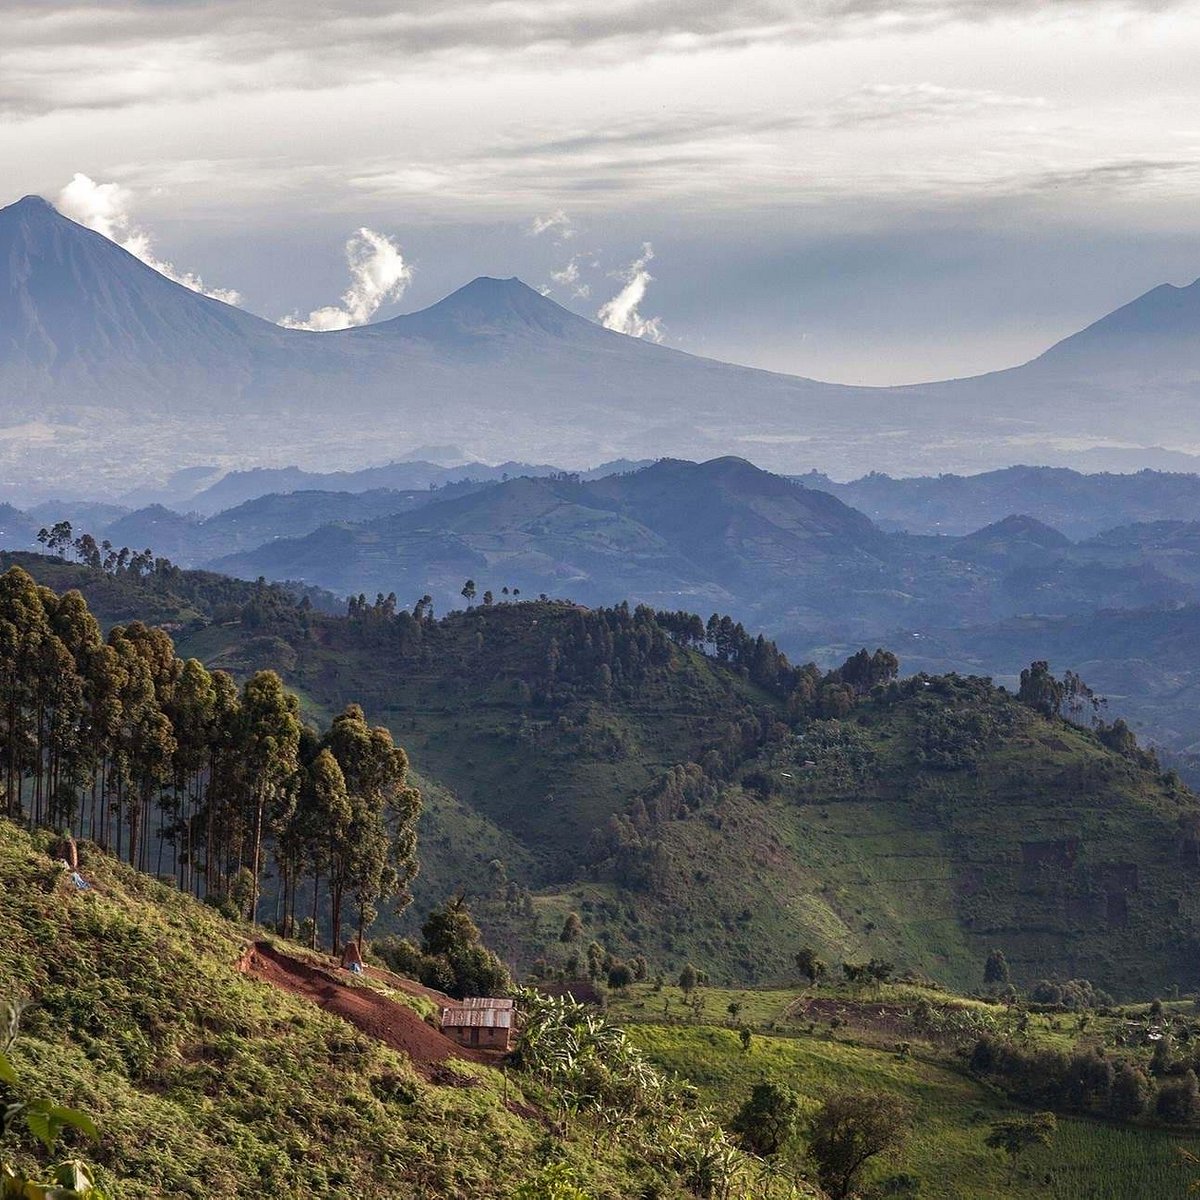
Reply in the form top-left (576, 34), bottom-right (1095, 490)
top-left (5, 0), bottom-right (1200, 383)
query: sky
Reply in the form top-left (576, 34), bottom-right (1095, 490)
top-left (5, 0), bottom-right (1200, 384)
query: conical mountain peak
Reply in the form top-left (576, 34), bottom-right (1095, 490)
top-left (365, 274), bottom-right (604, 343)
top-left (3, 194), bottom-right (56, 217)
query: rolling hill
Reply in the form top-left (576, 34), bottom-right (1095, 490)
top-left (205, 457), bottom-right (1196, 648)
top-left (804, 465), bottom-right (1200, 538)
top-left (6, 549), bottom-right (1198, 1000)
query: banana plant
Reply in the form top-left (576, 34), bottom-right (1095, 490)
top-left (0, 1001), bottom-right (106, 1200)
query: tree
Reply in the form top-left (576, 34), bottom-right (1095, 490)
top-left (1156, 1070), bottom-right (1199, 1123)
top-left (1149, 1031), bottom-right (1173, 1078)
top-left (585, 940), bottom-right (606, 980)
top-left (1109, 1062), bottom-right (1150, 1120)
top-left (678, 963), bottom-right (699, 996)
top-left (36, 520), bottom-right (73, 557)
top-left (984, 949), bottom-right (1010, 986)
top-left (729, 1081), bottom-right (800, 1156)
top-left (842, 962), bottom-right (869, 987)
top-left (607, 962), bottom-right (633, 990)
top-left (296, 747), bottom-right (352, 949)
top-left (985, 1112), bottom-right (1056, 1179)
top-left (1018, 661), bottom-right (1065, 718)
top-left (323, 704), bottom-right (422, 944)
top-left (461, 579), bottom-right (477, 605)
top-left (559, 912), bottom-right (583, 943)
top-left (238, 671), bottom-right (301, 922)
top-left (421, 895), bottom-right (511, 998)
top-left (807, 1089), bottom-right (912, 1200)
top-left (796, 946), bottom-right (826, 986)
top-left (866, 958), bottom-right (894, 984)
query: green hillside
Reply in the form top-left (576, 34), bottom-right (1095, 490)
top-left (0, 816), bottom-right (789, 1199)
top-left (537, 672), bottom-right (1200, 996)
top-left (607, 978), bottom-right (1200, 1199)
top-left (5, 550), bottom-right (1199, 997)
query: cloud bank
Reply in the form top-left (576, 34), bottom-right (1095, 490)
top-left (598, 243), bottom-right (663, 342)
top-left (57, 173), bottom-right (243, 304)
top-left (2, 0), bottom-right (1182, 114)
top-left (280, 227), bottom-right (412, 330)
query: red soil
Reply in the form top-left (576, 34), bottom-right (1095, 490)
top-left (238, 941), bottom-right (489, 1076)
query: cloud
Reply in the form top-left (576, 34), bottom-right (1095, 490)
top-left (597, 243), bottom-right (663, 342)
top-left (1018, 157), bottom-right (1200, 195)
top-left (822, 83), bottom-right (1048, 128)
top-left (529, 209), bottom-right (576, 239)
top-left (57, 172), bottom-right (243, 304)
top-left (0, 1), bottom-right (1183, 114)
top-left (280, 227), bottom-right (412, 330)
top-left (549, 254), bottom-right (591, 298)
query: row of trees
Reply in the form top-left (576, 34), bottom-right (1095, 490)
top-left (970, 1033), bottom-right (1200, 1124)
top-left (0, 566), bottom-right (419, 949)
top-left (37, 519), bottom-right (168, 579)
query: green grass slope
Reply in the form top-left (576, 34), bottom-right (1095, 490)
top-left (609, 981), bottom-right (1200, 1199)
top-left (454, 672), bottom-right (1200, 998)
top-left (0, 817), bottom-right (681, 1199)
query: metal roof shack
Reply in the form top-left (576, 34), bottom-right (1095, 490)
top-left (441, 999), bottom-right (514, 1050)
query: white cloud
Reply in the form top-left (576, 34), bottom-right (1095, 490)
top-left (529, 209), bottom-right (576, 239)
top-left (0, 2), bottom-right (1183, 115)
top-left (57, 172), bottom-right (243, 304)
top-left (280, 227), bottom-right (412, 330)
top-left (597, 243), bottom-right (663, 342)
top-left (550, 254), bottom-right (591, 298)
top-left (824, 82), bottom-right (1048, 127)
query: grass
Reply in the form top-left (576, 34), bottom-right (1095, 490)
top-left (621, 1010), bottom-right (1200, 1199)
top-left (0, 816), bottom-right (696, 1199)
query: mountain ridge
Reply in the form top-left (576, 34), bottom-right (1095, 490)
top-left (4, 194), bottom-right (1200, 489)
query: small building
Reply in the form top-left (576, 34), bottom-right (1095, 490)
top-left (440, 997), bottom-right (514, 1051)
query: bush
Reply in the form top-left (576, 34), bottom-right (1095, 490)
top-left (1156, 1071), bottom-right (1199, 1123)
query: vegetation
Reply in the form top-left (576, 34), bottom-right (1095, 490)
top-left (4, 550), bottom-right (1200, 996)
top-left (375, 895), bottom-right (511, 998)
top-left (985, 1113), bottom-right (1057, 1179)
top-left (806, 1089), bottom-right (911, 1199)
top-left (0, 814), bottom-right (808, 1198)
top-left (0, 1000), bottom-right (105, 1199)
top-left (7, 547), bottom-right (1200, 1195)
top-left (0, 565), bottom-right (418, 951)
top-left (609, 978), bottom-right (1200, 1197)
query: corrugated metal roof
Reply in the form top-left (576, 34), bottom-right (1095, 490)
top-left (458, 996), bottom-right (514, 1010)
top-left (442, 1006), bottom-right (513, 1029)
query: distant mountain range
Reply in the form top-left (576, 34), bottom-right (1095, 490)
top-left (6, 193), bottom-right (1200, 494)
top-left (800, 465), bottom-right (1200, 539)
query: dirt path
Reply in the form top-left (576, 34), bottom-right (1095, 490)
top-left (238, 941), bottom-right (489, 1075)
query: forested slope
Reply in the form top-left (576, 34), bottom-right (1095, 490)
top-left (5, 550), bottom-right (1199, 997)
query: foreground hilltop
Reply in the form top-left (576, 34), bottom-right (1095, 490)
top-left (5, 549), bottom-right (1199, 997)
top-left (0, 815), bottom-right (805, 1199)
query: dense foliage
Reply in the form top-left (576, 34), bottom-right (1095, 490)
top-left (0, 566), bottom-right (418, 950)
